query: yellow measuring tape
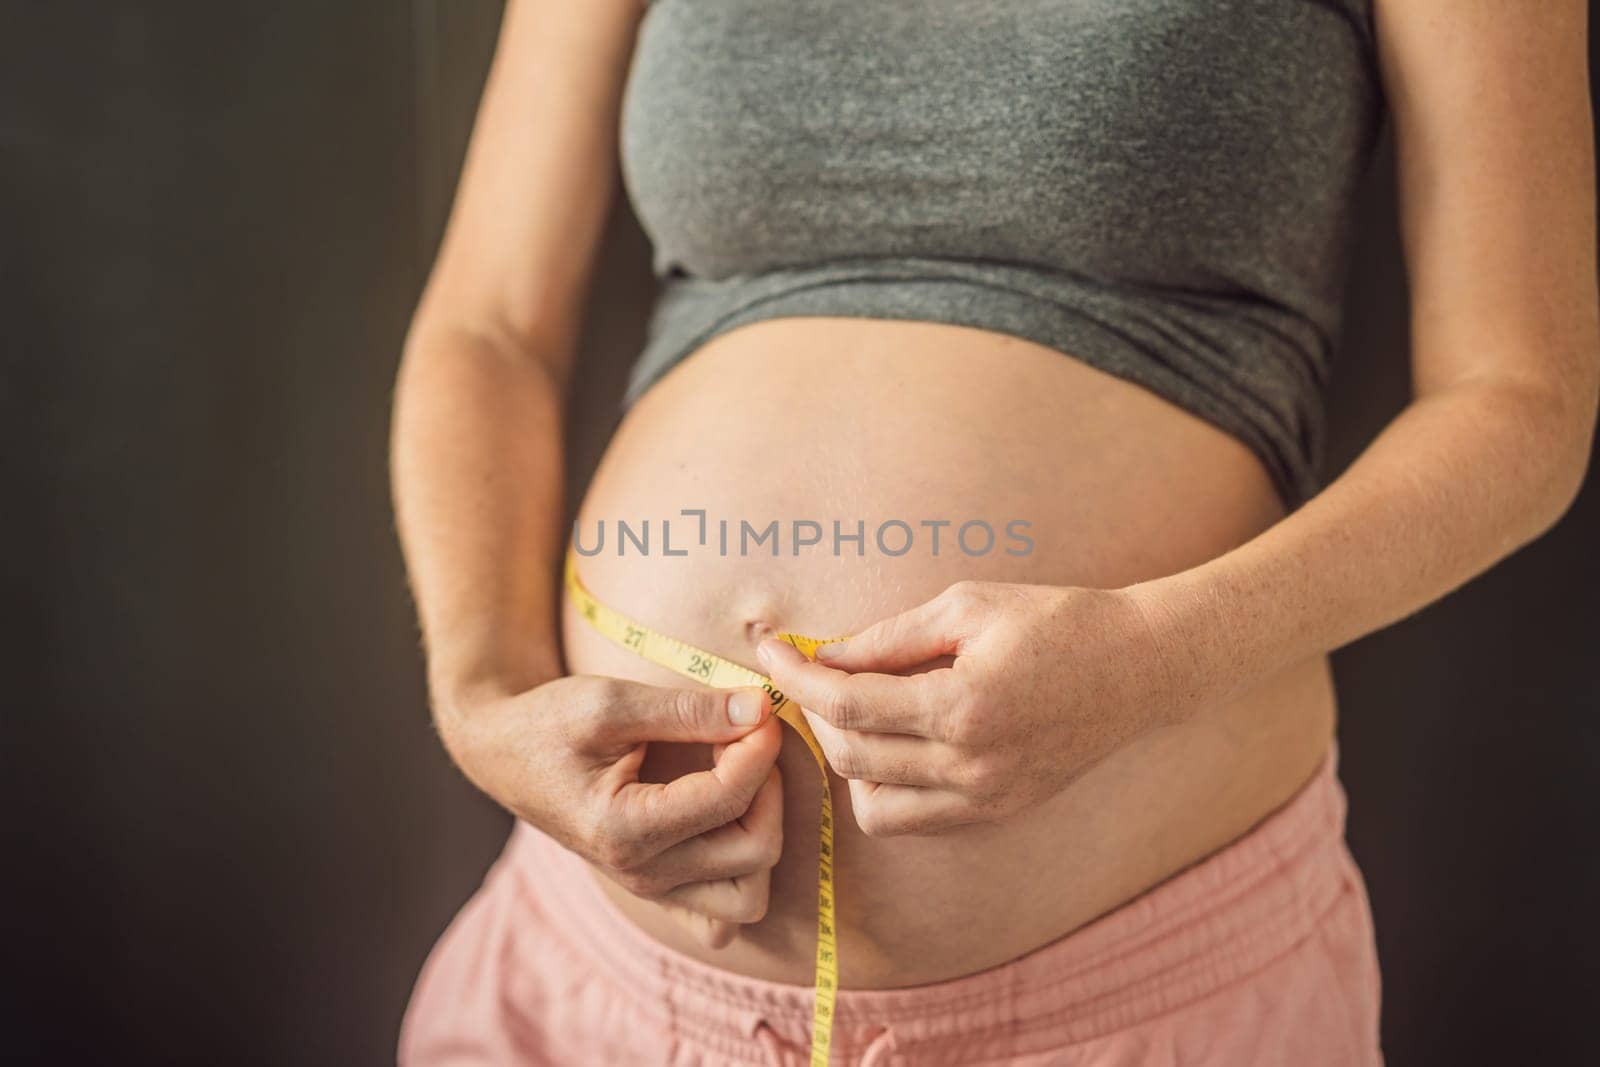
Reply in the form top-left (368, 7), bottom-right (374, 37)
top-left (563, 551), bottom-right (845, 1066)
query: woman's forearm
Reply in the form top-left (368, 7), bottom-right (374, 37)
top-left (389, 322), bottom-right (569, 713)
top-left (1135, 374), bottom-right (1597, 714)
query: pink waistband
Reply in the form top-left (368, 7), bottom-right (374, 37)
top-left (508, 747), bottom-right (1354, 1063)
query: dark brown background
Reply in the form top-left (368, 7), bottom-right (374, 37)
top-left (3, 3), bottom-right (1596, 1065)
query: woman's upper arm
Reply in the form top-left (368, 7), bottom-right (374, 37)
top-left (409, 0), bottom-right (646, 377)
top-left (1374, 0), bottom-right (1599, 409)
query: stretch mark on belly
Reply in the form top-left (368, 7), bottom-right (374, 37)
top-left (565, 551), bottom-right (846, 1067)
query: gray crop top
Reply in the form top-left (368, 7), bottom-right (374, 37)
top-left (618, 0), bottom-right (1386, 507)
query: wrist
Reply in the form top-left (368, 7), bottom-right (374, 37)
top-left (426, 669), bottom-right (561, 825)
top-left (427, 648), bottom-right (563, 738)
top-left (1120, 571), bottom-right (1228, 724)
top-left (428, 643), bottom-right (566, 710)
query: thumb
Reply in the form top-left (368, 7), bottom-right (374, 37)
top-left (813, 595), bottom-right (959, 674)
top-left (604, 682), bottom-right (773, 745)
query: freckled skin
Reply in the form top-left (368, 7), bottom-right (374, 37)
top-left (564, 317), bottom-right (1335, 988)
top-left (387, 0), bottom-right (1597, 1021)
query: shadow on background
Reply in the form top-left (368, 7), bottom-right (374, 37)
top-left (2, 4), bottom-right (1595, 1065)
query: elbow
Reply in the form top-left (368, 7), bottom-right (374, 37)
top-left (1537, 441), bottom-right (1590, 535)
top-left (1540, 425), bottom-right (1593, 532)
top-left (402, 280), bottom-right (580, 388)
top-left (1520, 375), bottom-right (1598, 538)
top-left (1438, 366), bottom-right (1600, 546)
top-left (397, 309), bottom-right (572, 399)
top-left (395, 307), bottom-right (576, 403)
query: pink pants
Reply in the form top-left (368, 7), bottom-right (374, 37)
top-left (400, 751), bottom-right (1383, 1065)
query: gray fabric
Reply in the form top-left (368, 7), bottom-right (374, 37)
top-left (617, 0), bottom-right (1385, 507)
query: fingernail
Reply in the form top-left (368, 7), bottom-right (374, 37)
top-left (756, 640), bottom-right (776, 668)
top-left (728, 690), bottom-right (764, 726)
top-left (816, 640), bottom-right (847, 662)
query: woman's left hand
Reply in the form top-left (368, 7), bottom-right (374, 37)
top-left (756, 579), bottom-right (1191, 836)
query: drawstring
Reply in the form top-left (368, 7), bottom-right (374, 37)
top-left (861, 1025), bottom-right (898, 1067)
top-left (751, 1019), bottom-right (898, 1066)
top-left (753, 1020), bottom-right (789, 1067)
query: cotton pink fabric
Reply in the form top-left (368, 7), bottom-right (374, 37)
top-left (400, 750), bottom-right (1382, 1066)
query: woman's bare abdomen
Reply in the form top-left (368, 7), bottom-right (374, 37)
top-left (560, 317), bottom-right (1335, 988)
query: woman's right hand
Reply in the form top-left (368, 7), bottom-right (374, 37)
top-left (437, 674), bottom-right (784, 950)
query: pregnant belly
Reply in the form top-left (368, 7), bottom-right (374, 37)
top-left (559, 317), bottom-right (1336, 988)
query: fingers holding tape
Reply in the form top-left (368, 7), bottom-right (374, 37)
top-left (803, 711), bottom-right (955, 788)
top-left (622, 767), bottom-right (784, 894)
top-left (607, 718), bottom-right (782, 857)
